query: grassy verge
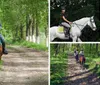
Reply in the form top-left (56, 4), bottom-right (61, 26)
top-left (6, 40), bottom-right (48, 51)
top-left (85, 54), bottom-right (100, 77)
top-left (50, 53), bottom-right (68, 85)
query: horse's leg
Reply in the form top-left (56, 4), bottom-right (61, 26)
top-left (77, 38), bottom-right (82, 42)
top-left (50, 36), bottom-right (55, 42)
top-left (81, 61), bottom-right (84, 70)
top-left (72, 36), bottom-right (77, 42)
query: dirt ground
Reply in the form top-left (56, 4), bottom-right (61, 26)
top-left (64, 55), bottom-right (100, 85)
top-left (0, 45), bottom-right (48, 85)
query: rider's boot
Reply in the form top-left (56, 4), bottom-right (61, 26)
top-left (64, 28), bottom-right (69, 37)
top-left (2, 42), bottom-right (8, 54)
top-left (65, 31), bottom-right (68, 37)
top-left (64, 30), bottom-right (68, 37)
top-left (3, 48), bottom-right (8, 54)
top-left (67, 28), bottom-right (70, 36)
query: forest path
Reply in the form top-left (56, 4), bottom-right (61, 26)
top-left (0, 45), bottom-right (48, 85)
top-left (64, 54), bottom-right (100, 85)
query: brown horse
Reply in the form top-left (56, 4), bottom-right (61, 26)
top-left (0, 45), bottom-right (3, 60)
top-left (79, 56), bottom-right (86, 69)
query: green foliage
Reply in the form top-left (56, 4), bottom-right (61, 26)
top-left (50, 44), bottom-right (68, 85)
top-left (66, 44), bottom-right (100, 77)
top-left (51, 44), bottom-right (100, 79)
top-left (0, 0), bottom-right (48, 44)
top-left (7, 40), bottom-right (47, 51)
top-left (51, 55), bottom-right (67, 85)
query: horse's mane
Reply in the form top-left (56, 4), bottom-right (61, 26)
top-left (73, 17), bottom-right (90, 25)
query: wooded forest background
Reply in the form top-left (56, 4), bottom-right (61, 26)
top-left (0, 0), bottom-right (48, 47)
top-left (50, 0), bottom-right (100, 41)
top-left (50, 44), bottom-right (100, 85)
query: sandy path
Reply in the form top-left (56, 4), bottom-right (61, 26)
top-left (0, 45), bottom-right (48, 85)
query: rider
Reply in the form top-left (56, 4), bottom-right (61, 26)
top-left (74, 49), bottom-right (79, 62)
top-left (74, 49), bottom-right (78, 57)
top-left (0, 24), bottom-right (8, 54)
top-left (79, 49), bottom-right (86, 65)
top-left (60, 7), bottom-right (72, 37)
top-left (79, 49), bottom-right (85, 58)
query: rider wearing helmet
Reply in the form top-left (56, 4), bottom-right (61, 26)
top-left (0, 24), bottom-right (8, 54)
top-left (79, 49), bottom-right (84, 57)
top-left (60, 7), bottom-right (72, 37)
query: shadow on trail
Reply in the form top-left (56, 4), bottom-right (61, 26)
top-left (63, 64), bottom-right (100, 85)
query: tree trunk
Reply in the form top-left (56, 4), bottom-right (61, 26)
top-left (96, 44), bottom-right (98, 53)
top-left (26, 15), bottom-right (29, 41)
top-left (63, 44), bottom-right (65, 52)
top-left (15, 25), bottom-right (18, 40)
top-left (55, 44), bottom-right (59, 56)
top-left (32, 17), bottom-right (35, 42)
top-left (45, 27), bottom-right (48, 47)
top-left (90, 44), bottom-right (92, 54)
top-left (20, 23), bottom-right (23, 40)
top-left (28, 16), bottom-right (31, 42)
top-left (36, 10), bottom-right (39, 44)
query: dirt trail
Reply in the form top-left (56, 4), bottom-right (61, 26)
top-left (64, 54), bottom-right (100, 85)
top-left (0, 45), bottom-right (48, 85)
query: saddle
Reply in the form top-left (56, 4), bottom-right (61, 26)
top-left (57, 26), bottom-right (64, 33)
top-left (58, 25), bottom-right (70, 38)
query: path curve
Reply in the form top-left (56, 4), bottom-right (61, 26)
top-left (64, 54), bottom-right (100, 85)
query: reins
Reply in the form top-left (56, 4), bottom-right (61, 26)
top-left (72, 19), bottom-right (89, 30)
top-left (72, 17), bottom-right (94, 30)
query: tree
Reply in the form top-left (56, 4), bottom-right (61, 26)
top-left (0, 0), bottom-right (48, 46)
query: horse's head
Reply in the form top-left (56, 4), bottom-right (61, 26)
top-left (88, 16), bottom-right (97, 31)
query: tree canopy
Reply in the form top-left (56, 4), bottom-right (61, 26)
top-left (0, 0), bottom-right (48, 46)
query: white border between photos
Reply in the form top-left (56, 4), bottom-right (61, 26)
top-left (48, 0), bottom-right (50, 85)
top-left (50, 42), bottom-right (100, 44)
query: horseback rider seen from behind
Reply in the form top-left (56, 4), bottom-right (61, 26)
top-left (0, 24), bottom-right (8, 54)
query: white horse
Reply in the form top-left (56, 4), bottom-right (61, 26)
top-left (50, 16), bottom-right (97, 42)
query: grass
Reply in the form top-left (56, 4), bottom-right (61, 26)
top-left (6, 40), bottom-right (48, 51)
top-left (93, 58), bottom-right (100, 62)
top-left (85, 54), bottom-right (100, 77)
top-left (50, 53), bottom-right (68, 85)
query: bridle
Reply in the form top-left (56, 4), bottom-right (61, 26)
top-left (72, 17), bottom-right (96, 30)
top-left (90, 17), bottom-right (96, 30)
